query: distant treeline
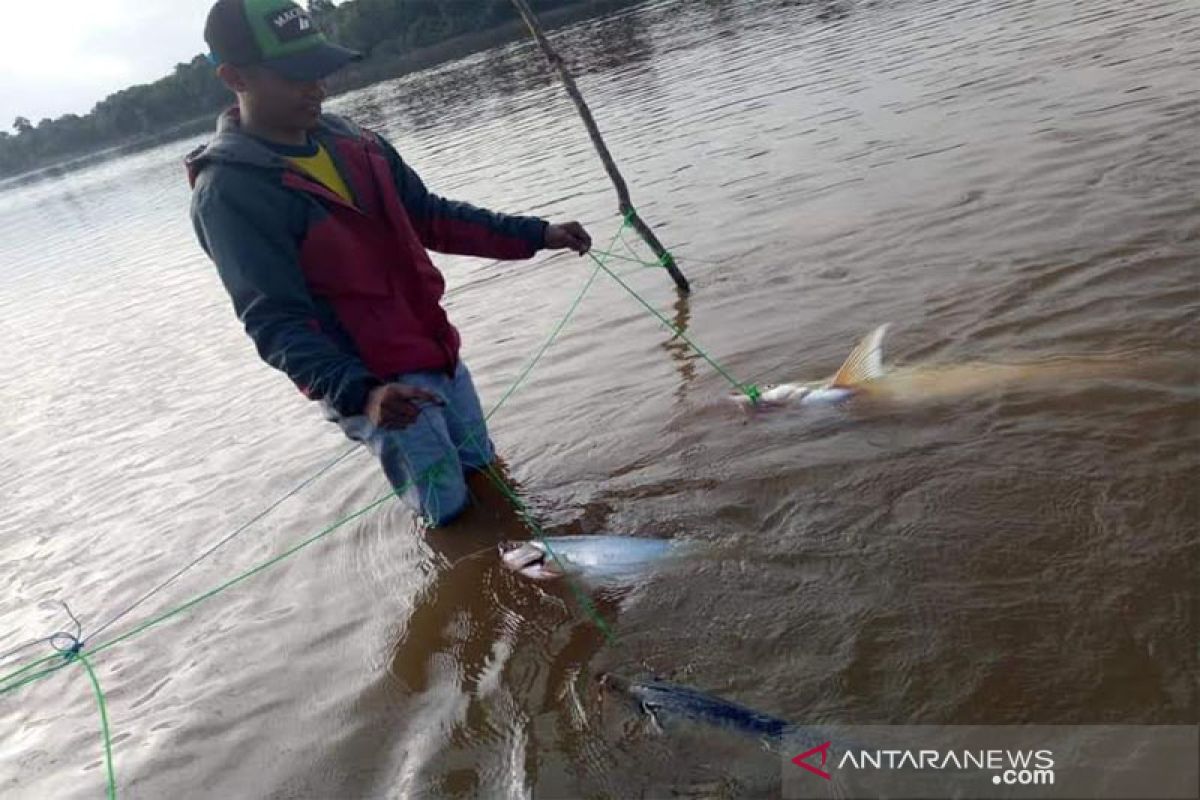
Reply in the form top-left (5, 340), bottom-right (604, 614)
top-left (0, 0), bottom-right (606, 179)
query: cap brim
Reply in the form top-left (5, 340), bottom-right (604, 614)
top-left (262, 42), bottom-right (362, 81)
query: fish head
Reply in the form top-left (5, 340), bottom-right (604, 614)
top-left (595, 672), bottom-right (637, 709)
top-left (596, 672), bottom-right (630, 693)
top-left (498, 541), bottom-right (568, 581)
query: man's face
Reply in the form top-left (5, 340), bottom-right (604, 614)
top-left (225, 65), bottom-right (327, 130)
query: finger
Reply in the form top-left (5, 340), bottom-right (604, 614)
top-left (403, 391), bottom-right (443, 407)
top-left (564, 231), bottom-right (586, 252)
top-left (418, 388), bottom-right (445, 405)
top-left (379, 412), bottom-right (407, 430)
top-left (384, 402), bottom-right (420, 428)
top-left (393, 385), bottom-right (443, 405)
top-left (384, 395), bottom-right (420, 415)
top-left (572, 224), bottom-right (592, 252)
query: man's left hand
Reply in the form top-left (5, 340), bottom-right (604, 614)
top-left (544, 221), bottom-right (592, 255)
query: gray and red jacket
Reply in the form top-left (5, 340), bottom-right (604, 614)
top-left (186, 109), bottom-right (547, 416)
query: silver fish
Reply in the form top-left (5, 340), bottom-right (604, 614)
top-left (499, 535), bottom-right (685, 584)
top-left (733, 324), bottom-right (1121, 410)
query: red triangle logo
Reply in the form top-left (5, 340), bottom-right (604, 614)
top-left (792, 741), bottom-right (833, 780)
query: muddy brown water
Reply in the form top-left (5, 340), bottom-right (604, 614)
top-left (1, 0), bottom-right (1197, 797)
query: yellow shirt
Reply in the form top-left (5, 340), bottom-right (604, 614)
top-left (288, 143), bottom-right (353, 206)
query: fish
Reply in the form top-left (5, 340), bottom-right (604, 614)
top-left (598, 673), bottom-right (797, 744)
top-left (733, 324), bottom-right (1121, 410)
top-left (598, 673), bottom-right (862, 761)
top-left (499, 535), bottom-right (686, 584)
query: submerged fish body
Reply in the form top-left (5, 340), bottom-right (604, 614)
top-left (599, 673), bottom-right (793, 743)
top-left (499, 535), bottom-right (683, 584)
top-left (747, 382), bottom-right (851, 406)
top-left (752, 383), bottom-right (855, 407)
top-left (734, 324), bottom-right (1119, 411)
top-left (733, 324), bottom-right (891, 411)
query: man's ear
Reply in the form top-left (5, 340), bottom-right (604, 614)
top-left (216, 63), bottom-right (250, 93)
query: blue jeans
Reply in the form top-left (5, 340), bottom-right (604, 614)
top-left (323, 362), bottom-right (495, 527)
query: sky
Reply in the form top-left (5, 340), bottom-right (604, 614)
top-left (1, 0), bottom-right (265, 125)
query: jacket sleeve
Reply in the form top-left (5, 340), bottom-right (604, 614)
top-left (191, 171), bottom-right (382, 417)
top-left (375, 133), bottom-right (548, 260)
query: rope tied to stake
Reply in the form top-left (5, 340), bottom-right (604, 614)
top-left (580, 247), bottom-right (760, 404)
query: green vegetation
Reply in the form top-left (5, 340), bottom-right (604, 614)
top-left (0, 0), bottom-right (606, 179)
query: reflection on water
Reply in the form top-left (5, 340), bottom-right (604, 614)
top-left (0, 0), bottom-right (1197, 797)
top-left (663, 292), bottom-right (697, 402)
top-left (361, 3), bottom-right (657, 135)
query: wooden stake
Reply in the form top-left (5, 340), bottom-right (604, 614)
top-left (510, 0), bottom-right (691, 293)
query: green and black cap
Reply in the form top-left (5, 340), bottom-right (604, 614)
top-left (204, 0), bottom-right (362, 81)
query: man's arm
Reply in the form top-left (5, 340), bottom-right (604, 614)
top-left (192, 172), bottom-right (382, 417)
top-left (375, 134), bottom-right (589, 259)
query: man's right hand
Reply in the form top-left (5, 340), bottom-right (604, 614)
top-left (365, 383), bottom-right (443, 429)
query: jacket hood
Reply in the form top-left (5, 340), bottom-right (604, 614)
top-left (185, 107), bottom-right (363, 187)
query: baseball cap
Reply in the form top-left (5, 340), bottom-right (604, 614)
top-left (204, 0), bottom-right (362, 81)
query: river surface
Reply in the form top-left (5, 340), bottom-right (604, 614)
top-left (1, 0), bottom-right (1197, 797)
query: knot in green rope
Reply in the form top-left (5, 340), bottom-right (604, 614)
top-left (744, 384), bottom-right (762, 405)
top-left (55, 638), bottom-right (84, 662)
top-left (49, 604), bottom-right (86, 662)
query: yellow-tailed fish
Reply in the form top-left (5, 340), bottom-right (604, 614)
top-left (734, 324), bottom-right (1122, 410)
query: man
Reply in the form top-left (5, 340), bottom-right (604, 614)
top-left (188, 0), bottom-right (592, 527)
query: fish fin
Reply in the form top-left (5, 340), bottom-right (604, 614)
top-left (641, 702), bottom-right (666, 735)
top-left (758, 723), bottom-right (791, 752)
top-left (828, 324), bottom-right (889, 389)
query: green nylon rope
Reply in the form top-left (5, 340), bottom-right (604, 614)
top-left (482, 466), bottom-right (616, 642)
top-left (86, 444), bottom-right (363, 644)
top-left (0, 212), bottom-right (757, 799)
top-left (607, 210), bottom-right (755, 401)
top-left (0, 220), bottom-right (628, 698)
top-left (449, 404), bottom-right (616, 644)
top-left (582, 247), bottom-right (759, 401)
top-left (0, 484), bottom-right (401, 700)
top-left (584, 248), bottom-right (652, 267)
top-left (0, 218), bottom-right (634, 800)
top-left (0, 650), bottom-right (62, 695)
top-left (617, 226), bottom-right (646, 264)
top-left (74, 653), bottom-right (117, 800)
top-left (484, 261), bottom-right (603, 421)
top-left (0, 215), bottom-right (751, 701)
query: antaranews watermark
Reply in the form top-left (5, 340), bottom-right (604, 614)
top-left (783, 725), bottom-right (1197, 799)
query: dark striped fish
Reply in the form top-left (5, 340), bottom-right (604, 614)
top-left (599, 673), bottom-right (795, 744)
